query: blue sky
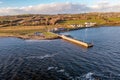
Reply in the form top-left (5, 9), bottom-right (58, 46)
top-left (0, 0), bottom-right (119, 7)
top-left (0, 0), bottom-right (120, 15)
top-left (0, 0), bottom-right (87, 7)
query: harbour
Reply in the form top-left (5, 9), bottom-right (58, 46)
top-left (0, 27), bottom-right (120, 80)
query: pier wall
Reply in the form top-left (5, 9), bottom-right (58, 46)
top-left (60, 35), bottom-right (93, 48)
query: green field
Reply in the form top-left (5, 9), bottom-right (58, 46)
top-left (0, 26), bottom-right (58, 39)
top-left (59, 19), bottom-right (106, 25)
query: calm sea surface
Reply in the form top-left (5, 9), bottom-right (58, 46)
top-left (0, 27), bottom-right (120, 80)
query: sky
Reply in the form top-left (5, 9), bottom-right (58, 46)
top-left (0, 0), bottom-right (120, 15)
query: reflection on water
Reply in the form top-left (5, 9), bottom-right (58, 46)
top-left (0, 27), bottom-right (120, 80)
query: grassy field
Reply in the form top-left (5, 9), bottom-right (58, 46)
top-left (59, 19), bottom-right (106, 25)
top-left (0, 15), bottom-right (120, 39)
top-left (0, 26), bottom-right (59, 39)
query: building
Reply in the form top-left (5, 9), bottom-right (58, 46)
top-left (85, 22), bottom-right (96, 27)
top-left (51, 27), bottom-right (67, 32)
top-left (70, 24), bottom-right (84, 28)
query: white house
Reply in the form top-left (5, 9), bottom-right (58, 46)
top-left (85, 22), bottom-right (96, 27)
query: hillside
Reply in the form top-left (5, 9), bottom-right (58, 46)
top-left (0, 12), bottom-right (120, 40)
top-left (0, 12), bottom-right (120, 28)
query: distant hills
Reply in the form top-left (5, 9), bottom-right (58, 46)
top-left (0, 12), bottom-right (120, 27)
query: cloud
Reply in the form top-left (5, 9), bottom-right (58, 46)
top-left (0, 2), bottom-right (120, 15)
top-left (90, 1), bottom-right (120, 12)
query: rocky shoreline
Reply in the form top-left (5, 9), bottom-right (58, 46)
top-left (0, 34), bottom-right (60, 40)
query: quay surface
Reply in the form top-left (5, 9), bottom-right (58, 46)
top-left (59, 35), bottom-right (93, 48)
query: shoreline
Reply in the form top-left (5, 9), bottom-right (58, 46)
top-left (0, 26), bottom-right (120, 40)
top-left (59, 25), bottom-right (120, 33)
top-left (0, 35), bottom-right (61, 40)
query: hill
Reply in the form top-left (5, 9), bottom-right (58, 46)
top-left (0, 12), bottom-right (120, 40)
top-left (0, 12), bottom-right (120, 27)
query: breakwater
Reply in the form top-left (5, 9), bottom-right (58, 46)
top-left (59, 35), bottom-right (93, 48)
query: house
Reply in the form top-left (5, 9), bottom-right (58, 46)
top-left (70, 24), bottom-right (84, 28)
top-left (54, 28), bottom-right (58, 31)
top-left (51, 27), bottom-right (67, 32)
top-left (70, 24), bottom-right (76, 28)
top-left (85, 22), bottom-right (96, 27)
top-left (77, 24), bottom-right (84, 27)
